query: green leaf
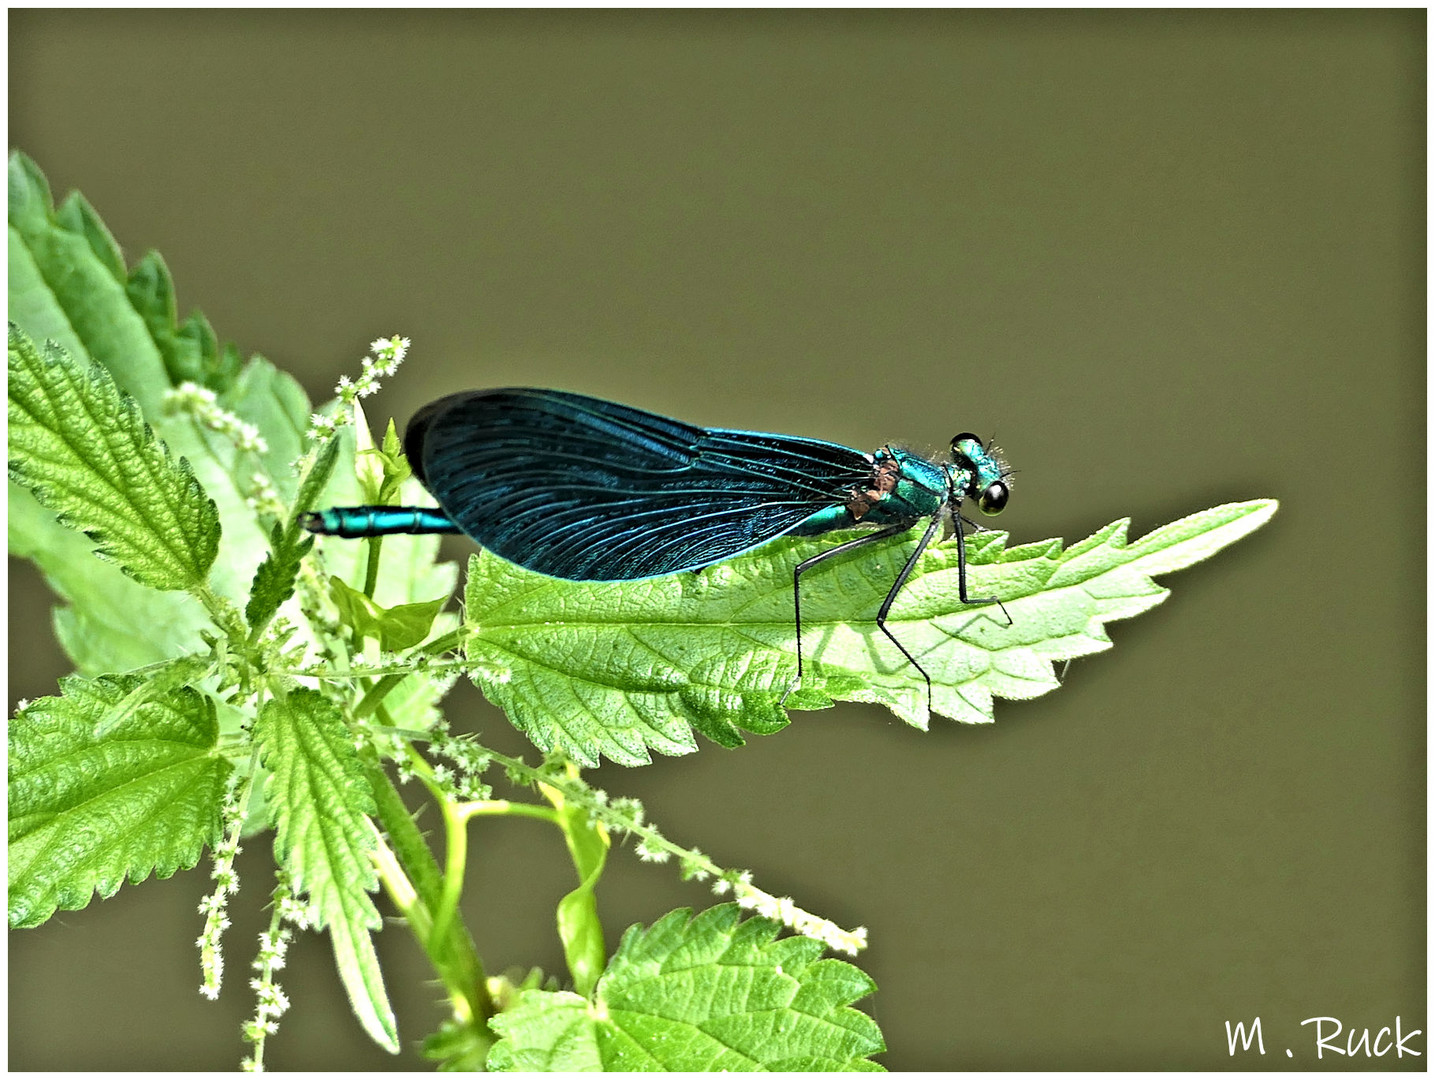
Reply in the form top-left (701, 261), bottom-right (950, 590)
top-left (291, 435), bottom-right (343, 532)
top-left (9, 481), bottom-right (214, 675)
top-left (126, 250), bottom-right (240, 392)
top-left (252, 690), bottom-right (398, 1053)
top-left (487, 992), bottom-right (602, 1071)
top-left (9, 673), bottom-right (230, 929)
top-left (487, 904), bottom-right (884, 1071)
top-left (246, 437), bottom-right (339, 634)
top-left (8, 152), bottom-right (323, 625)
top-left (547, 783), bottom-right (610, 999)
top-left (8, 151), bottom-right (171, 414)
top-left (376, 415), bottom-right (413, 502)
top-left (89, 652), bottom-right (217, 738)
top-left (8, 325), bottom-right (220, 591)
top-left (327, 576), bottom-right (448, 652)
top-left (463, 500), bottom-right (1277, 767)
top-left (246, 524), bottom-right (314, 633)
top-left (352, 399), bottom-right (386, 503)
top-left (52, 189), bottom-right (125, 281)
top-left (225, 355), bottom-right (314, 503)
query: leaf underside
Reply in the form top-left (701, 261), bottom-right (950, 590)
top-left (252, 690), bottom-right (398, 1053)
top-left (464, 499), bottom-right (1277, 767)
top-left (8, 326), bottom-right (221, 591)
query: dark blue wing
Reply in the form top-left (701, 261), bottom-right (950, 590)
top-left (405, 388), bottom-right (873, 580)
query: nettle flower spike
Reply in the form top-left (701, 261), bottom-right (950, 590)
top-left (308, 334), bottom-right (411, 441)
top-left (163, 381), bottom-right (269, 454)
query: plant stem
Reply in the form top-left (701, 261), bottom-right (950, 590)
top-left (460, 799), bottom-right (560, 824)
top-left (355, 674), bottom-right (407, 719)
top-left (362, 755), bottom-right (493, 1028)
top-left (351, 628), bottom-right (466, 718)
top-left (362, 535), bottom-right (384, 599)
top-left (429, 796), bottom-right (468, 951)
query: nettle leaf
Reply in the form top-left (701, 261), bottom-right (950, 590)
top-left (252, 690), bottom-right (397, 1053)
top-left (328, 576), bottom-right (448, 652)
top-left (246, 438), bottom-right (340, 635)
top-left (226, 353), bottom-right (318, 505)
top-left (8, 673), bottom-right (230, 929)
top-left (8, 150), bottom-right (317, 629)
top-left (8, 326), bottom-right (220, 591)
top-left (9, 481), bottom-right (213, 675)
top-left (52, 185), bottom-right (126, 280)
top-left (89, 653), bottom-right (217, 739)
top-left (126, 249), bottom-right (241, 392)
top-left (7, 151), bottom-right (171, 414)
top-left (487, 904), bottom-right (884, 1071)
top-left (487, 993), bottom-right (601, 1071)
top-left (464, 500), bottom-right (1277, 767)
top-left (155, 364), bottom-right (311, 608)
top-left (246, 523), bottom-right (314, 633)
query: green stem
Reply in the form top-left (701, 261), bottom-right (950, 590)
top-left (420, 628), bottom-right (466, 655)
top-left (355, 674), bottom-right (407, 719)
top-left (392, 739), bottom-right (568, 1003)
top-left (430, 798), bottom-right (469, 951)
top-left (426, 798), bottom-right (560, 953)
top-left (460, 800), bottom-right (560, 823)
top-left (362, 535), bottom-right (384, 599)
top-left (271, 659), bottom-right (479, 679)
top-left (362, 755), bottom-right (493, 1027)
top-left (351, 627), bottom-right (467, 718)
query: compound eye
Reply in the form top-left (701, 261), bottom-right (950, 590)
top-left (950, 432), bottom-right (983, 457)
top-left (978, 481), bottom-right (1009, 515)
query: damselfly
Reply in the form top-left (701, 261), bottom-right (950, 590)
top-left (305, 388), bottom-right (1013, 704)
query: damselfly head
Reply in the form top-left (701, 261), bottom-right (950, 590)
top-left (949, 432), bottom-right (1010, 516)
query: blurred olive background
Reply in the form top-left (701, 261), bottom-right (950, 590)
top-left (8, 9), bottom-right (1423, 1071)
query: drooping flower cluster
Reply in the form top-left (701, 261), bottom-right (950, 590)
top-left (552, 770), bottom-right (869, 956)
top-left (197, 774), bottom-right (248, 1000)
top-left (717, 871), bottom-right (869, 956)
top-left (240, 874), bottom-right (317, 1071)
top-left (163, 381), bottom-right (268, 454)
